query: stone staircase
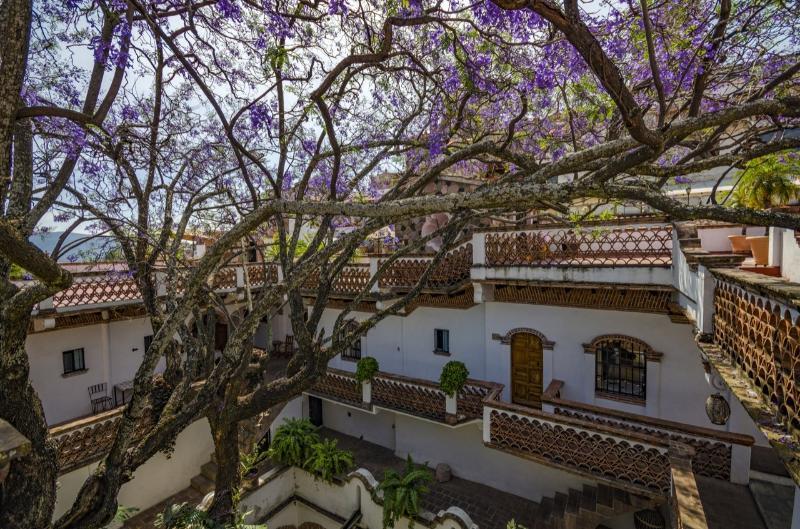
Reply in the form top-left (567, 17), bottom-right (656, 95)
top-left (534, 483), bottom-right (658, 529)
top-left (189, 402), bottom-right (287, 497)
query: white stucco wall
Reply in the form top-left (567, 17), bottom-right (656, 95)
top-left (393, 414), bottom-right (590, 503)
top-left (316, 300), bottom-right (762, 441)
top-left (321, 401), bottom-right (396, 450)
top-left (53, 418), bottom-right (214, 520)
top-left (27, 317), bottom-right (161, 425)
top-left (27, 325), bottom-right (109, 425)
top-left (779, 228), bottom-right (800, 283)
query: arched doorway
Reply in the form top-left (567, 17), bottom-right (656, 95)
top-left (511, 332), bottom-right (544, 408)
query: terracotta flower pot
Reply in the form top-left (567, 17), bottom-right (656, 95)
top-left (746, 236), bottom-right (770, 266)
top-left (728, 234), bottom-right (751, 255)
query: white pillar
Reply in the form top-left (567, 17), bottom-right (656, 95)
top-left (482, 405), bottom-right (491, 443)
top-left (368, 258), bottom-right (380, 293)
top-left (362, 381), bottom-right (372, 405)
top-left (445, 394), bottom-right (457, 424)
top-left (769, 227), bottom-right (784, 267)
top-left (471, 232), bottom-right (486, 280)
top-left (697, 265), bottom-right (716, 335)
top-left (473, 283), bottom-right (494, 303)
top-left (236, 267), bottom-right (245, 288)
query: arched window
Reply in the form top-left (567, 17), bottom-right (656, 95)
top-left (341, 320), bottom-right (362, 362)
top-left (584, 335), bottom-right (657, 401)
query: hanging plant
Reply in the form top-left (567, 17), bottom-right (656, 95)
top-left (439, 361), bottom-right (469, 397)
top-left (355, 356), bottom-right (379, 383)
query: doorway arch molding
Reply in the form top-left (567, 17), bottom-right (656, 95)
top-left (491, 327), bottom-right (555, 350)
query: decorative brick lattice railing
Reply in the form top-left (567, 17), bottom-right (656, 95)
top-left (246, 263), bottom-right (279, 287)
top-left (379, 244), bottom-right (473, 290)
top-left (213, 266), bottom-right (238, 290)
top-left (713, 278), bottom-right (800, 431)
top-left (311, 369), bottom-right (497, 424)
top-left (48, 407), bottom-right (158, 474)
top-left (485, 400), bottom-right (672, 495)
top-left (545, 390), bottom-right (753, 481)
top-left (314, 370), bottom-right (362, 406)
top-left (485, 226), bottom-right (673, 267)
top-left (52, 277), bottom-right (141, 308)
top-left (304, 265), bottom-right (371, 296)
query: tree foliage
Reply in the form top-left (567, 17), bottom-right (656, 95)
top-left (378, 456), bottom-right (433, 529)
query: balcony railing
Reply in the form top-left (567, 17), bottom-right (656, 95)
top-left (49, 407), bottom-right (126, 473)
top-left (310, 369), bottom-right (500, 425)
top-left (483, 226), bottom-right (673, 267)
top-left (379, 244), bottom-right (473, 290)
top-left (51, 277), bottom-right (141, 309)
top-left (542, 380), bottom-right (753, 483)
top-left (483, 395), bottom-right (671, 495)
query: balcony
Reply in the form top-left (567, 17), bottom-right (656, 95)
top-left (472, 223), bottom-right (674, 287)
top-left (310, 367), bottom-right (754, 502)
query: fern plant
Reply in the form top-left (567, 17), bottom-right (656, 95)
top-left (378, 456), bottom-right (433, 529)
top-left (267, 418), bottom-right (320, 467)
top-left (304, 438), bottom-right (354, 483)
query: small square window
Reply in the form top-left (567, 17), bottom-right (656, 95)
top-left (62, 348), bottom-right (86, 374)
top-left (434, 329), bottom-right (450, 354)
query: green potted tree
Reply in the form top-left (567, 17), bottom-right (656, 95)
top-left (731, 155), bottom-right (799, 265)
top-left (356, 357), bottom-right (379, 405)
top-left (378, 456), bottom-right (433, 529)
top-left (439, 361), bottom-right (469, 423)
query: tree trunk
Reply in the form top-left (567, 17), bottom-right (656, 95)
top-left (207, 417), bottom-right (241, 524)
top-left (0, 320), bottom-right (58, 528)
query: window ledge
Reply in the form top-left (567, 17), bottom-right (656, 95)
top-left (433, 349), bottom-right (451, 356)
top-left (341, 356), bottom-right (359, 363)
top-left (595, 391), bottom-right (645, 406)
top-left (62, 368), bottom-right (89, 379)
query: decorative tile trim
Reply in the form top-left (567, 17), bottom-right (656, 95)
top-left (491, 327), bottom-right (555, 349)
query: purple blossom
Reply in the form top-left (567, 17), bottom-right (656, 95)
top-left (249, 103), bottom-right (272, 130)
top-left (217, 0), bottom-right (242, 20)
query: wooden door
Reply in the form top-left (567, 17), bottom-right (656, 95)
top-left (511, 333), bottom-right (544, 408)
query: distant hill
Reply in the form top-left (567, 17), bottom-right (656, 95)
top-left (29, 232), bottom-right (119, 263)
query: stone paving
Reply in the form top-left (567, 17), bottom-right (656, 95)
top-left (321, 428), bottom-right (541, 529)
top-left (695, 475), bottom-right (767, 529)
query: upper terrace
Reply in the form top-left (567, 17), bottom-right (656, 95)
top-left (25, 215), bottom-right (683, 325)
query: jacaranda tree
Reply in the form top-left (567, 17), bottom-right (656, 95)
top-left (1, 0), bottom-right (798, 527)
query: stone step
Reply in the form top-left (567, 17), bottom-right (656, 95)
top-left (201, 460), bottom-right (218, 481)
top-left (566, 488), bottom-right (581, 515)
top-left (190, 474), bottom-right (214, 495)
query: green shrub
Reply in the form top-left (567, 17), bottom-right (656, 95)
top-left (378, 456), bottom-right (433, 529)
top-left (267, 418), bottom-right (320, 467)
top-left (155, 502), bottom-right (264, 529)
top-left (355, 356), bottom-right (379, 383)
top-left (304, 438), bottom-right (354, 483)
top-left (439, 361), bottom-right (469, 397)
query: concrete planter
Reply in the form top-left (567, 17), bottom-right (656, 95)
top-left (727, 234), bottom-right (751, 255)
top-left (361, 380), bottom-right (372, 405)
top-left (746, 236), bottom-right (770, 266)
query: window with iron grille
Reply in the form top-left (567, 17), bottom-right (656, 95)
top-left (595, 338), bottom-right (646, 400)
top-left (63, 348), bottom-right (86, 374)
top-left (341, 321), bottom-right (361, 361)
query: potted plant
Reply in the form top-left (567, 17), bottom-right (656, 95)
top-left (304, 438), bottom-right (354, 483)
top-left (439, 361), bottom-right (469, 421)
top-left (730, 155), bottom-right (800, 265)
top-left (266, 418), bottom-right (320, 467)
top-left (356, 357), bottom-right (379, 404)
top-left (378, 456), bottom-right (433, 529)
